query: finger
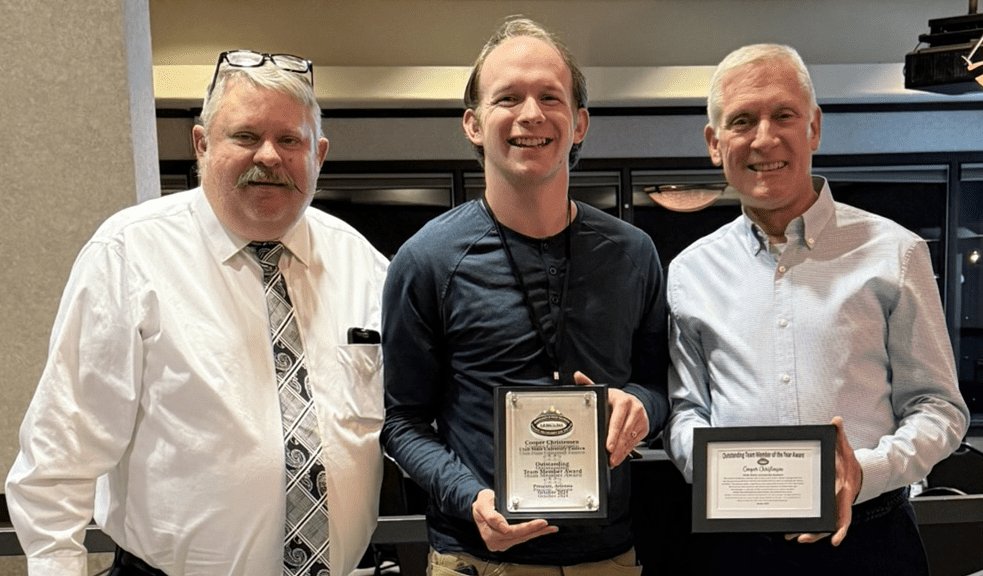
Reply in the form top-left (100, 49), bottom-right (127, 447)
top-left (483, 519), bottom-right (558, 552)
top-left (832, 416), bottom-right (849, 454)
top-left (573, 370), bottom-right (594, 385)
top-left (795, 532), bottom-right (831, 544)
top-left (574, 373), bottom-right (622, 462)
top-left (607, 390), bottom-right (647, 466)
top-left (471, 490), bottom-right (560, 552)
top-left (607, 400), bottom-right (629, 451)
top-left (486, 527), bottom-right (558, 551)
top-left (509, 519), bottom-right (554, 537)
top-left (786, 419), bottom-right (857, 547)
top-left (608, 421), bottom-right (642, 467)
top-left (829, 416), bottom-right (857, 547)
top-left (611, 419), bottom-right (638, 463)
top-left (607, 413), bottom-right (632, 464)
top-left (479, 508), bottom-right (512, 534)
top-left (492, 518), bottom-right (549, 537)
top-left (831, 522), bottom-right (849, 547)
top-left (472, 489), bottom-right (510, 533)
top-left (609, 446), bottom-right (628, 467)
top-left (831, 477), bottom-right (853, 547)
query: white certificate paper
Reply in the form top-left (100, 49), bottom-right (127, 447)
top-left (707, 440), bottom-right (822, 519)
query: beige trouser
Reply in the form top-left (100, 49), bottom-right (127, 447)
top-left (428, 547), bottom-right (643, 576)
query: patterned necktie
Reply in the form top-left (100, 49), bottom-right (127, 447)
top-left (249, 242), bottom-right (330, 576)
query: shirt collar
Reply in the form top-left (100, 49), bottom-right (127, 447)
top-left (192, 187), bottom-right (311, 267)
top-left (740, 176), bottom-right (834, 255)
top-left (278, 213), bottom-right (311, 267)
top-left (802, 176), bottom-right (834, 248)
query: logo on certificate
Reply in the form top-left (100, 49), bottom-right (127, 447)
top-left (530, 407), bottom-right (573, 437)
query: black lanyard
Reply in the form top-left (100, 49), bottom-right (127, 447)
top-left (482, 197), bottom-right (573, 384)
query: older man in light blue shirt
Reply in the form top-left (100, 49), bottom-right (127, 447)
top-left (665, 43), bottom-right (969, 576)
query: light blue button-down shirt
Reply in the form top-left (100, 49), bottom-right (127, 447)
top-left (665, 177), bottom-right (969, 504)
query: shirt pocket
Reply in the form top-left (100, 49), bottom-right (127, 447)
top-left (336, 343), bottom-right (384, 422)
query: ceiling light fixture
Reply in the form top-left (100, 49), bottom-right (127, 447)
top-left (644, 183), bottom-right (730, 212)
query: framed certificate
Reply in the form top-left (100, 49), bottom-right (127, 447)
top-left (692, 425), bottom-right (836, 533)
top-left (494, 385), bottom-right (609, 521)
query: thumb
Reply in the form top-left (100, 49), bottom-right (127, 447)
top-left (573, 370), bottom-right (594, 385)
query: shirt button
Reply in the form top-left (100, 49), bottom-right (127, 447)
top-left (778, 265), bottom-right (787, 274)
top-left (807, 238), bottom-right (815, 247)
top-left (549, 266), bottom-right (557, 275)
top-left (779, 318), bottom-right (788, 328)
top-left (542, 242), bottom-right (550, 251)
top-left (781, 373), bottom-right (791, 383)
top-left (550, 295), bottom-right (559, 304)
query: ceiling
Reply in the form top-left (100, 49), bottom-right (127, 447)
top-left (150, 0), bottom-right (974, 68)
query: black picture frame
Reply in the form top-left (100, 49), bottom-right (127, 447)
top-left (692, 425), bottom-right (836, 533)
top-left (494, 385), bottom-right (609, 521)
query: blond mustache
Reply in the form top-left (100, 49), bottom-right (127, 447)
top-left (235, 165), bottom-right (299, 192)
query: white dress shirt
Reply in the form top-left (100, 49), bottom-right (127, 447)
top-left (6, 188), bottom-right (388, 576)
top-left (666, 178), bottom-right (969, 504)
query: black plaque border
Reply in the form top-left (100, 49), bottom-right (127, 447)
top-left (494, 385), bottom-right (609, 522)
top-left (692, 425), bottom-right (836, 533)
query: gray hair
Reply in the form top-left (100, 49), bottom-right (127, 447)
top-left (707, 44), bottom-right (817, 134)
top-left (464, 16), bottom-right (588, 168)
top-left (199, 62), bottom-right (323, 145)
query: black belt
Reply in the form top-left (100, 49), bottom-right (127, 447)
top-left (111, 547), bottom-right (167, 576)
top-left (851, 486), bottom-right (909, 524)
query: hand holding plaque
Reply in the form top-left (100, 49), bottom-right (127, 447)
top-left (572, 370), bottom-right (647, 468)
top-left (472, 488), bottom-right (559, 551)
top-left (792, 417), bottom-right (863, 546)
top-left (494, 385), bottom-right (609, 521)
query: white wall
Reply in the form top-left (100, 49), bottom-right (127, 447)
top-left (1, 1), bottom-right (157, 573)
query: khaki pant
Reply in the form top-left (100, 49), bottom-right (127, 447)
top-left (428, 547), bottom-right (643, 576)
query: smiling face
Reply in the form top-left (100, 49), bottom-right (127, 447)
top-left (463, 36), bottom-right (589, 190)
top-left (193, 79), bottom-right (329, 241)
top-left (706, 59), bottom-right (822, 224)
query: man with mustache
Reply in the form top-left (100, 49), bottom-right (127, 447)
top-left (664, 44), bottom-right (969, 575)
top-left (6, 51), bottom-right (388, 576)
top-left (381, 17), bottom-right (668, 575)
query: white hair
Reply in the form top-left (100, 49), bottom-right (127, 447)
top-left (199, 62), bottom-right (322, 144)
top-left (707, 44), bottom-right (817, 134)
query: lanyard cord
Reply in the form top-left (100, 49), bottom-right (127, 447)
top-left (481, 197), bottom-right (573, 383)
